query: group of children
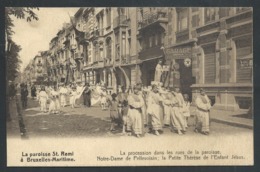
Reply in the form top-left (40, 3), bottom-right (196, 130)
top-left (36, 83), bottom-right (86, 114)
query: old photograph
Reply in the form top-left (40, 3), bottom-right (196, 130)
top-left (6, 7), bottom-right (253, 166)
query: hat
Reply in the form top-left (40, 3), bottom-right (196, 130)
top-left (111, 93), bottom-right (117, 98)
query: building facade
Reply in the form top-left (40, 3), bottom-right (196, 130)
top-left (23, 51), bottom-right (48, 85)
top-left (164, 7), bottom-right (252, 111)
top-left (22, 7), bottom-right (253, 111)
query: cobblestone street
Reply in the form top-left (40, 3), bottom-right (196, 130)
top-left (7, 98), bottom-right (252, 139)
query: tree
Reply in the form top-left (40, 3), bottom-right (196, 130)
top-left (5, 7), bottom-right (39, 39)
top-left (5, 7), bottom-right (39, 81)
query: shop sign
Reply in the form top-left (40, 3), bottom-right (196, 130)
top-left (165, 46), bottom-right (192, 59)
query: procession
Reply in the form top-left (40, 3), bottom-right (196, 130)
top-left (15, 64), bottom-right (212, 138)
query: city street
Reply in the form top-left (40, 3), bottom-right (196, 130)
top-left (7, 98), bottom-right (252, 139)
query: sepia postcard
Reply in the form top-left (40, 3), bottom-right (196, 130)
top-left (5, 7), bottom-right (253, 166)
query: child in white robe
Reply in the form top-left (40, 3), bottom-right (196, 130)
top-left (182, 94), bottom-right (191, 128)
top-left (38, 87), bottom-right (48, 113)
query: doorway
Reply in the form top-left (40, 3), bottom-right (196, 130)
top-left (176, 59), bottom-right (195, 102)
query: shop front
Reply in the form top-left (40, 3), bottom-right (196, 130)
top-left (164, 44), bottom-right (195, 101)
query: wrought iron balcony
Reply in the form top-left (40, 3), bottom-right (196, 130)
top-left (113, 15), bottom-right (128, 29)
top-left (138, 11), bottom-right (168, 30)
top-left (74, 52), bottom-right (83, 60)
top-left (89, 29), bottom-right (99, 39)
top-left (138, 45), bottom-right (164, 61)
top-left (121, 54), bottom-right (131, 64)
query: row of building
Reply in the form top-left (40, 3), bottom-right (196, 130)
top-left (22, 7), bottom-right (253, 111)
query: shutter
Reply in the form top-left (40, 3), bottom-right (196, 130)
top-left (204, 44), bottom-right (216, 84)
top-left (204, 53), bottom-right (216, 83)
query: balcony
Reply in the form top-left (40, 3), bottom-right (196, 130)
top-left (113, 15), bottom-right (128, 29)
top-left (138, 11), bottom-right (168, 31)
top-left (89, 29), bottom-right (99, 39)
top-left (121, 54), bottom-right (131, 64)
top-left (74, 52), bottom-right (83, 60)
top-left (138, 45), bottom-right (164, 61)
top-left (76, 32), bottom-right (90, 45)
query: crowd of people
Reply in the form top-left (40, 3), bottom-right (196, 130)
top-left (106, 82), bottom-right (211, 138)
top-left (9, 79), bottom-right (212, 138)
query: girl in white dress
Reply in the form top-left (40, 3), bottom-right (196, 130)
top-left (59, 85), bottom-right (68, 107)
top-left (182, 94), bottom-right (191, 129)
top-left (70, 86), bottom-right (77, 108)
top-left (38, 87), bottom-right (48, 113)
top-left (100, 87), bottom-right (108, 110)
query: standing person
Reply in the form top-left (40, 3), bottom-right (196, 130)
top-left (117, 86), bottom-right (129, 134)
top-left (170, 87), bottom-right (186, 135)
top-left (161, 88), bottom-right (172, 127)
top-left (100, 87), bottom-right (108, 110)
top-left (53, 86), bottom-right (61, 114)
top-left (83, 83), bottom-right (91, 107)
top-left (147, 84), bottom-right (164, 136)
top-left (107, 93), bottom-right (120, 131)
top-left (127, 84), bottom-right (144, 138)
top-left (154, 59), bottom-right (163, 82)
top-left (31, 84), bottom-right (37, 100)
top-left (182, 94), bottom-right (191, 129)
top-left (59, 84), bottom-right (68, 107)
top-left (20, 83), bottom-right (29, 109)
top-left (194, 88), bottom-right (211, 135)
top-left (38, 86), bottom-right (48, 113)
top-left (69, 85), bottom-right (77, 108)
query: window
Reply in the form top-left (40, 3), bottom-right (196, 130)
top-left (106, 8), bottom-right (111, 27)
top-left (149, 36), bottom-right (153, 48)
top-left (236, 7), bottom-right (250, 14)
top-left (160, 32), bottom-right (164, 45)
top-left (155, 34), bottom-right (158, 46)
top-left (205, 8), bottom-right (218, 24)
top-left (236, 36), bottom-right (253, 83)
top-left (93, 42), bottom-right (99, 62)
top-left (177, 9), bottom-right (188, 31)
top-left (192, 14), bottom-right (200, 28)
top-left (219, 7), bottom-right (230, 19)
top-left (106, 38), bottom-right (112, 60)
top-left (204, 43), bottom-right (216, 84)
top-left (192, 7), bottom-right (199, 12)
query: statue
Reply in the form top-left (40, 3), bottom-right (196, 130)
top-left (154, 59), bottom-right (163, 82)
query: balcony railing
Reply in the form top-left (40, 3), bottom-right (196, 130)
top-left (113, 15), bottom-right (128, 29)
top-left (138, 11), bottom-right (168, 29)
top-left (139, 45), bottom-right (164, 61)
top-left (90, 29), bottom-right (99, 39)
top-left (74, 52), bottom-right (83, 60)
top-left (121, 54), bottom-right (131, 64)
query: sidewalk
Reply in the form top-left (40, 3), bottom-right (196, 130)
top-left (190, 106), bottom-right (253, 130)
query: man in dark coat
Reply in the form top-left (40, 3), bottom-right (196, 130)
top-left (21, 83), bottom-right (29, 109)
top-left (83, 83), bottom-right (91, 107)
top-left (31, 84), bottom-right (37, 99)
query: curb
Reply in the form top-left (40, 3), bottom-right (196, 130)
top-left (210, 118), bottom-right (253, 130)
